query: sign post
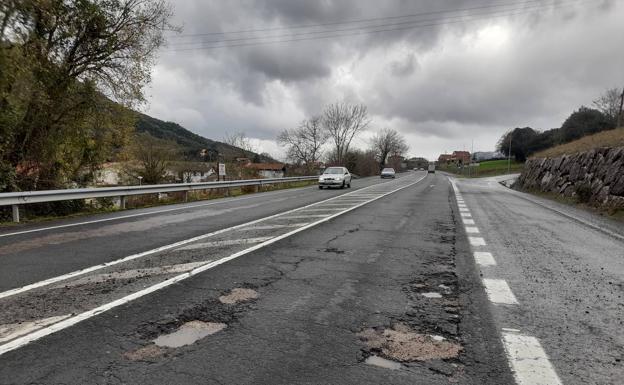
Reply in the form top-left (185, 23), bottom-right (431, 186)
top-left (218, 163), bottom-right (226, 181)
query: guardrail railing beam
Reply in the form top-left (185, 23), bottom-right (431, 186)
top-left (0, 176), bottom-right (318, 222)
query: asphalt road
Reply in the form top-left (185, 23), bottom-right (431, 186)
top-left (0, 172), bottom-right (622, 384)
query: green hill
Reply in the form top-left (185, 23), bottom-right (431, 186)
top-left (135, 113), bottom-right (274, 162)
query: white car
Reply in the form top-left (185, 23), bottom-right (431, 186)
top-left (380, 167), bottom-right (396, 179)
top-left (319, 167), bottom-right (352, 189)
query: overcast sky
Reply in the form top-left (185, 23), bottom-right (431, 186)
top-left (144, 0), bottom-right (623, 161)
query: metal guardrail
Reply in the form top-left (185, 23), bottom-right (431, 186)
top-left (0, 176), bottom-right (318, 222)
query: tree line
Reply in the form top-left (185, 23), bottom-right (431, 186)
top-left (497, 87), bottom-right (623, 161)
top-left (277, 102), bottom-right (409, 176)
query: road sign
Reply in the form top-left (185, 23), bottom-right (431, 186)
top-left (218, 163), bottom-right (226, 176)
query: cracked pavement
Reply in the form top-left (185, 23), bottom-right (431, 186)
top-left (0, 172), bottom-right (621, 384)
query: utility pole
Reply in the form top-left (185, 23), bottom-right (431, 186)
top-left (507, 133), bottom-right (512, 174)
top-left (617, 86), bottom-right (624, 128)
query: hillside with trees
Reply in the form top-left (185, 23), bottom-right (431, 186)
top-left (497, 88), bottom-right (623, 161)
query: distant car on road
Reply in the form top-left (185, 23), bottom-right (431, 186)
top-left (428, 164), bottom-right (436, 173)
top-left (380, 168), bottom-right (396, 179)
top-left (319, 167), bottom-right (352, 189)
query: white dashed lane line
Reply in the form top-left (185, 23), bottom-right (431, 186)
top-left (473, 252), bottom-right (497, 266)
top-left (502, 332), bottom-right (563, 385)
top-left (468, 237), bottom-right (486, 246)
top-left (482, 279), bottom-right (520, 305)
top-left (448, 177), bottom-right (562, 385)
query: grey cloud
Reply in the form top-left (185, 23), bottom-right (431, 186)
top-left (146, 0), bottom-right (624, 160)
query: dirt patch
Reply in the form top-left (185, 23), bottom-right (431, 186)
top-left (123, 344), bottom-right (165, 361)
top-left (219, 288), bottom-right (259, 304)
top-left (358, 324), bottom-right (462, 362)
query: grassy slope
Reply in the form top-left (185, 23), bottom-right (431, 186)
top-left (532, 127), bottom-right (624, 158)
top-left (439, 159), bottom-right (524, 178)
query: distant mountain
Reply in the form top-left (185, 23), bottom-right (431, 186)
top-left (135, 113), bottom-right (274, 162)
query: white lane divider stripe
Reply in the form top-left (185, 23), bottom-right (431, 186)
top-left (177, 237), bottom-right (273, 251)
top-left (465, 226), bottom-right (480, 234)
top-left (275, 215), bottom-right (330, 219)
top-left (461, 213), bottom-right (472, 218)
top-left (473, 252), bottom-right (497, 266)
top-left (238, 223), bottom-right (309, 231)
top-left (459, 208), bottom-right (470, 213)
top-left (482, 279), bottom-right (519, 305)
top-left (0, 176), bottom-right (428, 356)
top-left (469, 237), bottom-right (486, 246)
top-left (463, 219), bottom-right (475, 225)
top-left (502, 332), bottom-right (562, 385)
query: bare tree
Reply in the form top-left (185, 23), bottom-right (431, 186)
top-left (370, 128), bottom-right (409, 169)
top-left (224, 132), bottom-right (256, 158)
top-left (126, 133), bottom-right (179, 184)
top-left (592, 88), bottom-right (622, 123)
top-left (277, 116), bottom-right (327, 168)
top-left (322, 102), bottom-right (371, 165)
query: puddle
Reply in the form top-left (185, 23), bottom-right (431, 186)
top-left (358, 324), bottom-right (462, 362)
top-left (219, 288), bottom-right (259, 304)
top-left (153, 321), bottom-right (226, 348)
top-left (365, 355), bottom-right (402, 370)
top-left (421, 292), bottom-right (443, 298)
top-left (124, 344), bottom-right (165, 361)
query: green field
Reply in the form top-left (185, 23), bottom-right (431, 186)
top-left (438, 159), bottom-right (524, 178)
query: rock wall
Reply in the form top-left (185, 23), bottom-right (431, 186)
top-left (515, 147), bottom-right (624, 210)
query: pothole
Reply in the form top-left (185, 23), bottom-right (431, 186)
top-left (219, 288), bottom-right (259, 304)
top-left (420, 292), bottom-right (443, 298)
top-left (365, 355), bottom-right (402, 370)
top-left (123, 344), bottom-right (165, 361)
top-left (153, 321), bottom-right (227, 348)
top-left (358, 324), bottom-right (462, 362)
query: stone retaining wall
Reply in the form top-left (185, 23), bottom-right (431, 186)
top-left (515, 147), bottom-right (624, 210)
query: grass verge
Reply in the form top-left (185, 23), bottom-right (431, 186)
top-left (439, 159), bottom-right (524, 178)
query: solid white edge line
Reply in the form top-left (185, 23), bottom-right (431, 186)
top-left (0, 185), bottom-right (318, 238)
top-left (0, 179), bottom-right (400, 300)
top-left (502, 332), bottom-right (562, 385)
top-left (0, 174), bottom-right (427, 356)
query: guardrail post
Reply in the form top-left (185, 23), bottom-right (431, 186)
top-left (120, 196), bottom-right (127, 209)
top-left (184, 191), bottom-right (189, 202)
top-left (12, 204), bottom-right (20, 223)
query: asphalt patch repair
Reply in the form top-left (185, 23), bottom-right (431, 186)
top-left (357, 323), bottom-right (462, 362)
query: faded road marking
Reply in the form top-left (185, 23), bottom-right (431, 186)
top-left (482, 279), bottom-right (519, 305)
top-left (502, 332), bottom-right (562, 385)
top-left (465, 226), bottom-right (480, 234)
top-left (463, 219), bottom-right (475, 225)
top-left (0, 314), bottom-right (72, 344)
top-left (177, 237), bottom-right (274, 251)
top-left (473, 252), bottom-right (496, 266)
top-left (468, 237), bottom-right (485, 246)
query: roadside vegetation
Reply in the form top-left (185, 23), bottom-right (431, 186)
top-left (496, 88), bottom-right (623, 162)
top-left (532, 127), bottom-right (624, 158)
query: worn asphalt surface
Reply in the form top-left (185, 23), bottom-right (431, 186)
top-left (0, 172), bottom-right (622, 384)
